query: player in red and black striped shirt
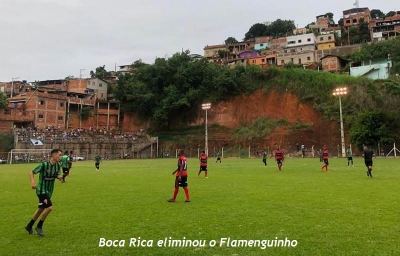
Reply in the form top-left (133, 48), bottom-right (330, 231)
top-left (321, 145), bottom-right (329, 172)
top-left (275, 146), bottom-right (285, 171)
top-left (168, 149), bottom-right (190, 202)
top-left (198, 151), bottom-right (208, 178)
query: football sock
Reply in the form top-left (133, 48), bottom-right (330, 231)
top-left (27, 219), bottom-right (35, 228)
top-left (37, 220), bottom-right (44, 228)
top-left (183, 187), bottom-right (190, 200)
top-left (369, 168), bottom-right (373, 177)
top-left (172, 188), bottom-right (179, 200)
top-left (205, 171), bottom-right (208, 177)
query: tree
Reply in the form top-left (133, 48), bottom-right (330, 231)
top-left (65, 75), bottom-right (75, 80)
top-left (244, 23), bottom-right (268, 40)
top-left (225, 37), bottom-right (238, 44)
top-left (268, 19), bottom-right (296, 37)
top-left (358, 18), bottom-right (370, 43)
top-left (90, 65), bottom-right (111, 79)
top-left (0, 92), bottom-right (8, 109)
top-left (386, 11), bottom-right (396, 17)
top-left (326, 12), bottom-right (334, 23)
top-left (371, 9), bottom-right (385, 19)
top-left (350, 111), bottom-right (398, 150)
top-left (338, 18), bottom-right (344, 27)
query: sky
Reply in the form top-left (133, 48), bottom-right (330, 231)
top-left (0, 0), bottom-right (398, 82)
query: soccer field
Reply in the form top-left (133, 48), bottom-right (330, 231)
top-left (0, 157), bottom-right (399, 256)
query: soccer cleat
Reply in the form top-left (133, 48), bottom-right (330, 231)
top-left (35, 226), bottom-right (44, 236)
top-left (185, 200), bottom-right (190, 203)
top-left (205, 177), bottom-right (208, 179)
top-left (366, 171), bottom-right (369, 177)
top-left (25, 226), bottom-right (33, 235)
top-left (167, 199), bottom-right (175, 202)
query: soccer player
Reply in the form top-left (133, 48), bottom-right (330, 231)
top-left (317, 148), bottom-right (323, 162)
top-left (262, 150), bottom-right (267, 166)
top-left (346, 146), bottom-right (354, 167)
top-left (25, 149), bottom-right (63, 236)
top-left (216, 151), bottom-right (221, 163)
top-left (68, 150), bottom-right (73, 176)
top-left (95, 153), bottom-right (102, 171)
top-left (61, 151), bottom-right (70, 182)
top-left (275, 146), bottom-right (284, 171)
top-left (321, 145), bottom-right (329, 172)
top-left (168, 149), bottom-right (190, 202)
top-left (198, 150), bottom-right (208, 178)
top-left (362, 145), bottom-right (375, 178)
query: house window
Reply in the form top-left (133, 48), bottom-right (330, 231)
top-left (59, 102), bottom-right (64, 107)
top-left (39, 100), bottom-right (45, 105)
top-left (346, 20), bottom-right (350, 23)
top-left (252, 60), bottom-right (256, 64)
top-left (307, 57), bottom-right (311, 61)
top-left (260, 44), bottom-right (264, 47)
top-left (38, 114), bottom-right (44, 119)
top-left (99, 83), bottom-right (102, 87)
top-left (328, 36), bottom-right (332, 40)
top-left (87, 81), bottom-right (90, 85)
top-left (281, 60), bottom-right (284, 64)
top-left (298, 40), bottom-right (302, 43)
top-left (307, 38), bottom-right (311, 42)
top-left (290, 58), bottom-right (294, 63)
top-left (92, 82), bottom-right (95, 86)
top-left (101, 93), bottom-right (104, 98)
top-left (298, 58), bottom-right (302, 64)
top-left (320, 37), bottom-right (324, 41)
top-left (262, 58), bottom-right (265, 63)
top-left (58, 116), bottom-right (63, 121)
top-left (353, 19), bottom-right (357, 23)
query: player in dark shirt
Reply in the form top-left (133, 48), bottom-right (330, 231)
top-left (168, 149), bottom-right (190, 202)
top-left (362, 145), bottom-right (375, 178)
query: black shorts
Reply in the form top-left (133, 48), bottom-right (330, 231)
top-left (262, 159), bottom-right (267, 163)
top-left (199, 166), bottom-right (207, 171)
top-left (276, 159), bottom-right (283, 165)
top-left (347, 157), bottom-right (353, 161)
top-left (217, 157), bottom-right (221, 160)
top-left (62, 168), bottom-right (69, 174)
top-left (365, 160), bottom-right (373, 167)
top-left (174, 176), bottom-right (188, 188)
top-left (323, 159), bottom-right (329, 165)
top-left (95, 162), bottom-right (100, 168)
top-left (37, 194), bottom-right (52, 209)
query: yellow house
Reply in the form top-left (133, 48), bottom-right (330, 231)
top-left (317, 42), bottom-right (335, 50)
top-left (317, 34), bottom-right (336, 50)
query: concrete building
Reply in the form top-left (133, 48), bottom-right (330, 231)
top-left (248, 55), bottom-right (277, 68)
top-left (86, 78), bottom-right (108, 101)
top-left (254, 36), bottom-right (271, 51)
top-left (285, 33), bottom-right (317, 52)
top-left (343, 7), bottom-right (371, 28)
top-left (370, 12), bottom-right (400, 41)
top-left (317, 34), bottom-right (336, 50)
top-left (350, 58), bottom-right (392, 79)
top-left (269, 37), bottom-right (287, 51)
top-left (203, 44), bottom-right (227, 58)
top-left (320, 55), bottom-right (349, 72)
top-left (277, 51), bottom-right (316, 66)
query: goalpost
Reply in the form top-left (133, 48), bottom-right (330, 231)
top-left (8, 149), bottom-right (52, 164)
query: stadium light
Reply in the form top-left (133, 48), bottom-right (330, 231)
top-left (332, 87), bottom-right (348, 157)
top-left (202, 103), bottom-right (211, 156)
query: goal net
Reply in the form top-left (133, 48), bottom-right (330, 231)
top-left (7, 149), bottom-right (52, 164)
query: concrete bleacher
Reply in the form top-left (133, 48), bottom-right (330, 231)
top-left (13, 128), bottom-right (158, 160)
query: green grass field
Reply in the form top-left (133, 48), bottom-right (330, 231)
top-left (1, 157), bottom-right (399, 256)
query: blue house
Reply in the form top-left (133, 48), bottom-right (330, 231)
top-left (350, 58), bottom-right (392, 80)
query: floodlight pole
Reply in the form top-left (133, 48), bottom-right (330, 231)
top-left (202, 103), bottom-right (211, 156)
top-left (333, 87), bottom-right (348, 157)
top-left (338, 95), bottom-right (346, 157)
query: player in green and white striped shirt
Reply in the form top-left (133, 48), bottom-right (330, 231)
top-left (25, 149), bottom-right (62, 236)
